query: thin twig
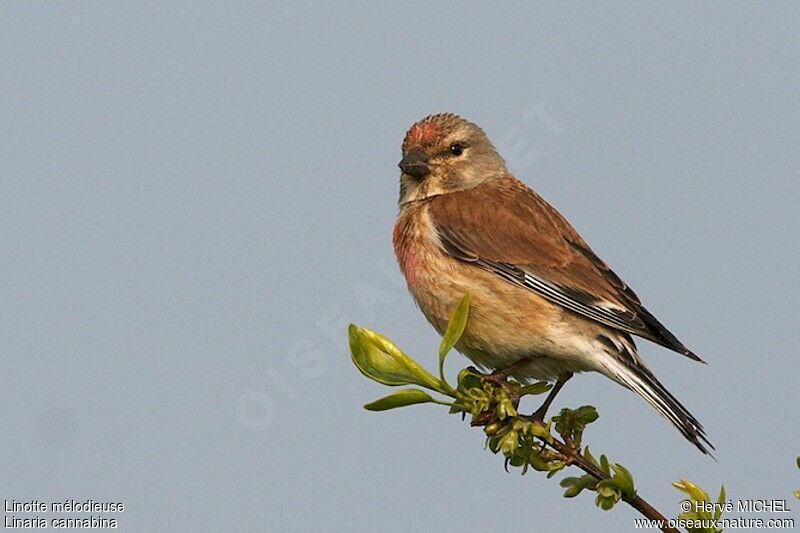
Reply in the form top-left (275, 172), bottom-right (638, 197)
top-left (544, 436), bottom-right (679, 533)
top-left (467, 366), bottom-right (678, 533)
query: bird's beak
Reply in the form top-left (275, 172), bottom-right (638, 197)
top-left (398, 148), bottom-right (430, 179)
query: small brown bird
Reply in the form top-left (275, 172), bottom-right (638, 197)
top-left (392, 113), bottom-right (712, 454)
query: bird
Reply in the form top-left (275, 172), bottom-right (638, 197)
top-left (392, 112), bottom-right (712, 454)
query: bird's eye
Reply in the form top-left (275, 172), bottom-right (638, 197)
top-left (449, 143), bottom-right (464, 156)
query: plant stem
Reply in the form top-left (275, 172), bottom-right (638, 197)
top-left (544, 437), bottom-right (679, 533)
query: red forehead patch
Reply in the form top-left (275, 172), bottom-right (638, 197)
top-left (402, 121), bottom-right (441, 151)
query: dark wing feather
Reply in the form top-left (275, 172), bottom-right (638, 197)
top-left (428, 176), bottom-right (703, 362)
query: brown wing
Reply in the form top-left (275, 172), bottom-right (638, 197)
top-left (427, 176), bottom-right (702, 362)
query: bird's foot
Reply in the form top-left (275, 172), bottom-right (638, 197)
top-left (477, 358), bottom-right (531, 407)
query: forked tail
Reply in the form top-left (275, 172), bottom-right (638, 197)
top-left (598, 339), bottom-right (714, 455)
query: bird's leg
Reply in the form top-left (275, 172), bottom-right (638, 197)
top-left (525, 372), bottom-right (573, 423)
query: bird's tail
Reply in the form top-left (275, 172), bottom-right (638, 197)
top-left (598, 340), bottom-right (714, 455)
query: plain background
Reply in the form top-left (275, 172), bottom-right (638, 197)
top-left (3, 2), bottom-right (799, 531)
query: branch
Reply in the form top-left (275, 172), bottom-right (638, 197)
top-left (348, 293), bottom-right (724, 533)
top-left (542, 433), bottom-right (677, 532)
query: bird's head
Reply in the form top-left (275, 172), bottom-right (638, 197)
top-left (397, 113), bottom-right (506, 206)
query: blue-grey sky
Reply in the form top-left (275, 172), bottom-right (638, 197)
top-left (3, 2), bottom-right (799, 531)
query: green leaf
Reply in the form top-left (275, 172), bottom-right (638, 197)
top-left (560, 478), bottom-right (585, 498)
top-left (546, 461), bottom-right (566, 476)
top-left (574, 405), bottom-right (599, 424)
top-left (714, 486), bottom-right (726, 520)
top-left (583, 446), bottom-right (599, 468)
top-left (527, 421), bottom-right (553, 443)
top-left (561, 475), bottom-right (597, 498)
top-left (598, 484), bottom-right (617, 498)
top-left (596, 497), bottom-right (616, 511)
top-left (527, 450), bottom-right (553, 472)
top-left (595, 480), bottom-right (622, 511)
top-left (519, 381), bottom-right (552, 396)
top-left (499, 429), bottom-right (519, 457)
top-left (448, 402), bottom-right (465, 414)
top-left (610, 463), bottom-right (636, 500)
top-left (438, 294), bottom-right (471, 381)
top-left (348, 325), bottom-right (444, 392)
top-left (364, 388), bottom-right (436, 411)
top-left (456, 368), bottom-right (482, 390)
top-left (552, 405), bottom-right (598, 445)
top-left (509, 453), bottom-right (527, 467)
top-left (600, 454), bottom-right (611, 476)
top-left (494, 394), bottom-right (518, 420)
top-left (349, 325), bottom-right (407, 386)
top-left (673, 479), bottom-right (709, 503)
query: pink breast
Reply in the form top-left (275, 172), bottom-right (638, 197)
top-left (392, 216), bottom-right (422, 285)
